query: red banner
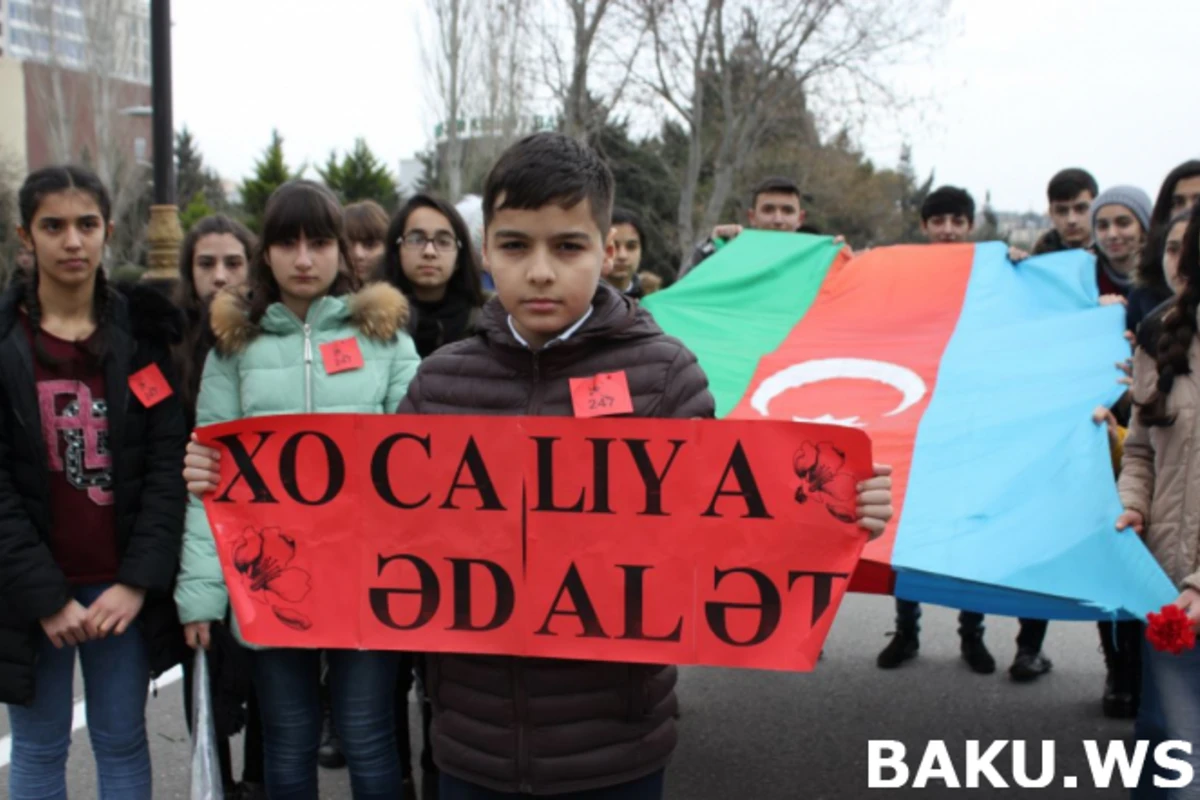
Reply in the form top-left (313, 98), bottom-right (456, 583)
top-left (198, 415), bottom-right (872, 672)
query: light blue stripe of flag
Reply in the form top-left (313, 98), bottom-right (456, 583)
top-left (894, 242), bottom-right (1175, 620)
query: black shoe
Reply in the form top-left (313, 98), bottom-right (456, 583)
top-left (1009, 649), bottom-right (1052, 682)
top-left (1102, 678), bottom-right (1137, 718)
top-left (318, 714), bottom-right (347, 769)
top-left (960, 633), bottom-right (996, 674)
top-left (1101, 658), bottom-right (1139, 718)
top-left (402, 776), bottom-right (418, 800)
top-left (235, 782), bottom-right (267, 800)
top-left (877, 631), bottom-right (919, 669)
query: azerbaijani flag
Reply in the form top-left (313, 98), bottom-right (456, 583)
top-left (643, 232), bottom-right (1175, 621)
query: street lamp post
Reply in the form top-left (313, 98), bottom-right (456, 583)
top-left (143, 0), bottom-right (181, 283)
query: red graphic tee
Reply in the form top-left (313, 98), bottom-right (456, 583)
top-left (22, 316), bottom-right (119, 584)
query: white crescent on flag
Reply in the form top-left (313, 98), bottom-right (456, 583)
top-left (749, 358), bottom-right (928, 427)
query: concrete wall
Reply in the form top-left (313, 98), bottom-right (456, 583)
top-left (23, 60), bottom-right (151, 171)
top-left (0, 58), bottom-right (29, 169)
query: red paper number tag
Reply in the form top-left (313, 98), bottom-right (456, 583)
top-left (569, 371), bottom-right (634, 418)
top-left (128, 364), bottom-right (172, 408)
top-left (320, 338), bottom-right (364, 374)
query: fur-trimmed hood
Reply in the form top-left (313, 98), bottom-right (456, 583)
top-left (209, 282), bottom-right (410, 356)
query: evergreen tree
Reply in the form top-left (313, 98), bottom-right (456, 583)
top-left (175, 127), bottom-right (226, 212)
top-left (896, 144), bottom-right (935, 243)
top-left (240, 130), bottom-right (302, 233)
top-left (592, 115), bottom-right (682, 281)
top-left (318, 138), bottom-right (399, 209)
top-left (179, 191), bottom-right (216, 233)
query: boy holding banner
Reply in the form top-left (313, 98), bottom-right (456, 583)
top-left (183, 132), bottom-right (894, 799)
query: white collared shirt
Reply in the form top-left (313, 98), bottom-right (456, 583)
top-left (507, 306), bottom-right (595, 351)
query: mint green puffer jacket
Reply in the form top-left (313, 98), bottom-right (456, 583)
top-left (174, 283), bottom-right (419, 634)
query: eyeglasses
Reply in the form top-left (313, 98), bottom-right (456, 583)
top-left (400, 232), bottom-right (460, 252)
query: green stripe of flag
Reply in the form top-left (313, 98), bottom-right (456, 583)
top-left (643, 231), bottom-right (841, 416)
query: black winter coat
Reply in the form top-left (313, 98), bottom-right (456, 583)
top-left (399, 284), bottom-right (714, 795)
top-left (0, 280), bottom-right (189, 705)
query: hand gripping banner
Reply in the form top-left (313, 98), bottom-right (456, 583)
top-left (198, 414), bottom-right (872, 671)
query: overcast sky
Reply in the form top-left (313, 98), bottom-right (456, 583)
top-left (173, 0), bottom-right (1198, 213)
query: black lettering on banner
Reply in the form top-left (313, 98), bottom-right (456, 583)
top-left (534, 562), bottom-right (609, 638)
top-left (701, 441), bottom-right (773, 519)
top-left (625, 439), bottom-right (685, 516)
top-left (213, 432), bottom-right (277, 504)
top-left (532, 436), bottom-right (586, 512)
top-left (588, 438), bottom-right (613, 514)
top-left (441, 436), bottom-right (506, 511)
top-left (704, 567), bottom-right (781, 646)
top-left (278, 431), bottom-right (345, 506)
top-left (370, 554), bottom-right (440, 630)
top-left (447, 558), bottom-right (516, 631)
top-left (616, 564), bottom-right (683, 642)
top-left (787, 571), bottom-right (850, 627)
top-left (372, 433), bottom-right (432, 509)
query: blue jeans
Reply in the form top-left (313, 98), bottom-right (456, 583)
top-left (1134, 638), bottom-right (1168, 799)
top-left (440, 769), bottom-right (666, 799)
top-left (1140, 643), bottom-right (1200, 798)
top-left (6, 584), bottom-right (152, 800)
top-left (254, 648), bottom-right (402, 799)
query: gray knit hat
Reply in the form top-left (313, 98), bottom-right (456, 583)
top-left (1091, 185), bottom-right (1153, 233)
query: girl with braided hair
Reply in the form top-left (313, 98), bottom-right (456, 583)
top-left (0, 165), bottom-right (189, 799)
top-left (1118, 200), bottom-right (1200, 794)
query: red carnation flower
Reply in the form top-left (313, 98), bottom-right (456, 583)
top-left (1146, 604), bottom-right (1197, 655)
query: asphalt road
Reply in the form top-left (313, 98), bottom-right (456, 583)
top-left (1, 594), bottom-right (1140, 799)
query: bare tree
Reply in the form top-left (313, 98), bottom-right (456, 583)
top-left (641, 0), bottom-right (941, 271)
top-left (26, 0), bottom-right (150, 262)
top-left (642, 0), bottom-right (720, 268)
top-left (423, 0), bottom-right (478, 201)
top-left (482, 0), bottom-right (530, 142)
top-left (536, 0), bottom-right (647, 140)
top-left (0, 145), bottom-right (25, 288)
top-left (424, 0), bottom-right (536, 198)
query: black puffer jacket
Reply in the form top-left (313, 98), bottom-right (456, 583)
top-left (400, 283), bottom-right (714, 794)
top-left (0, 279), bottom-right (189, 705)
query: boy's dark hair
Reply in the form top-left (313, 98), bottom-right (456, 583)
top-left (749, 176), bottom-right (801, 208)
top-left (483, 132), bottom-right (615, 237)
top-left (1151, 160), bottom-right (1200, 230)
top-left (377, 192), bottom-right (485, 308)
top-left (610, 207), bottom-right (645, 246)
top-left (344, 200), bottom-right (390, 244)
top-left (1047, 168), bottom-right (1099, 203)
top-left (247, 180), bottom-right (360, 324)
top-left (921, 186), bottom-right (976, 224)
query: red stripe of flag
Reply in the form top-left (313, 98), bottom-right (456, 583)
top-left (727, 244), bottom-right (977, 593)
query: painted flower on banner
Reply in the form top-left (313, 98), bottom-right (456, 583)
top-left (1146, 604), bottom-right (1197, 655)
top-left (793, 442), bottom-right (857, 524)
top-left (232, 526), bottom-right (313, 631)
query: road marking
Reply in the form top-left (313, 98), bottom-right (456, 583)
top-left (0, 665), bottom-right (183, 770)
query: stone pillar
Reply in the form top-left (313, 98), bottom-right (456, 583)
top-left (143, 204), bottom-right (183, 282)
